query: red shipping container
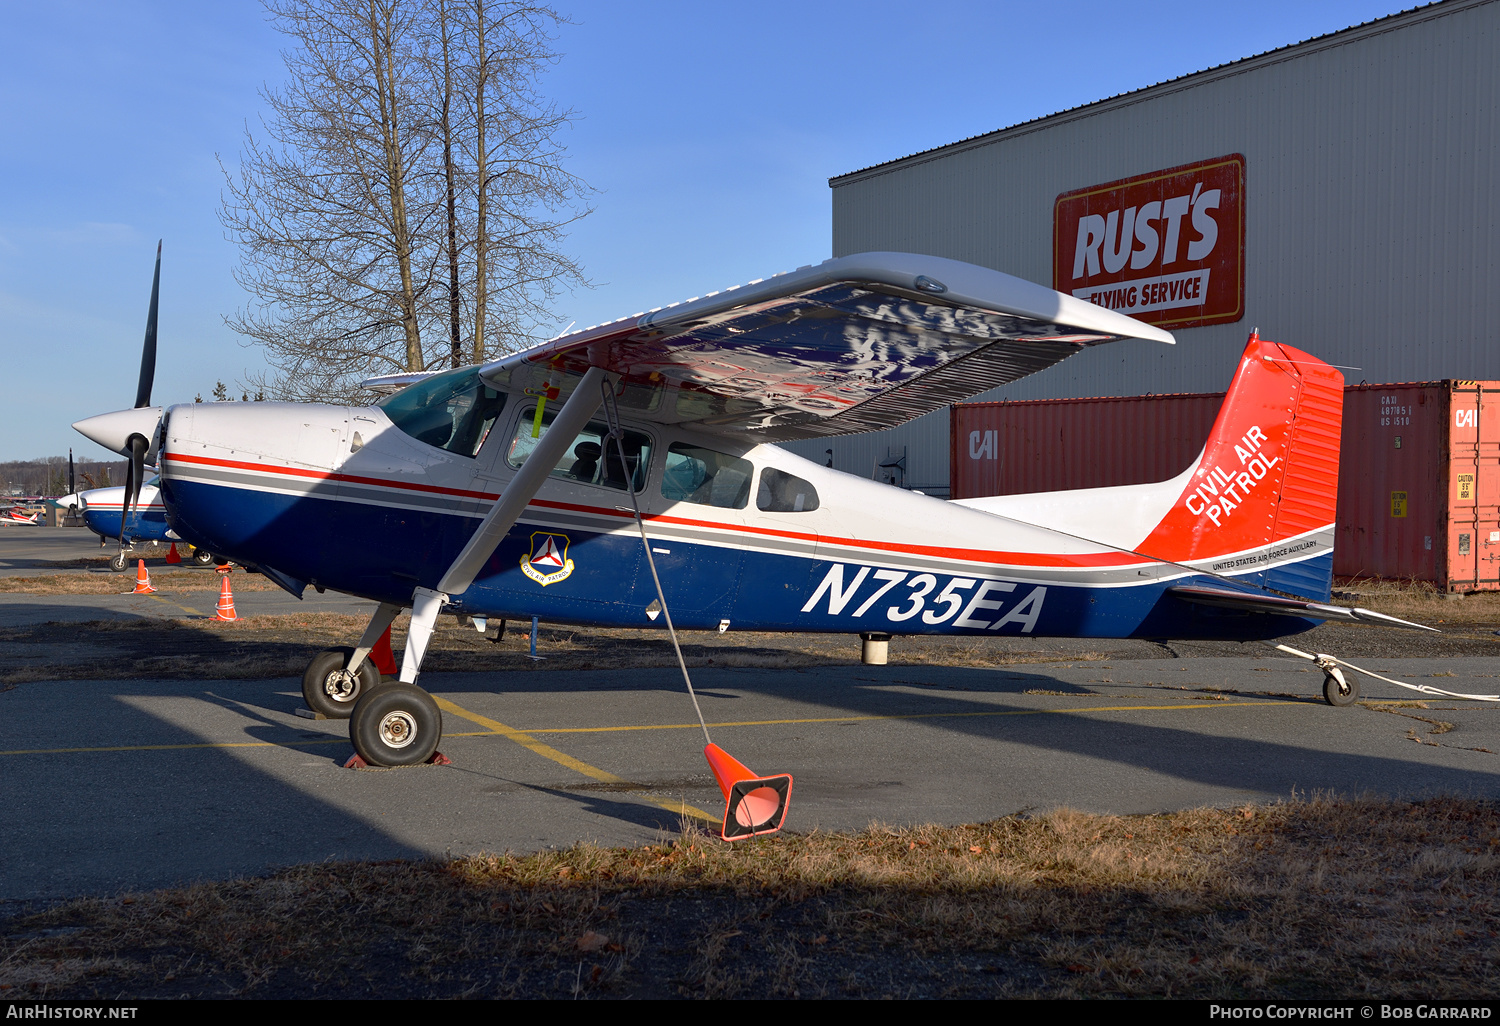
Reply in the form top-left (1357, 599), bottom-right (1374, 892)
top-left (951, 382), bottom-right (1500, 591)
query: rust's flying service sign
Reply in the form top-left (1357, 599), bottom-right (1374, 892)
top-left (1053, 154), bottom-right (1244, 330)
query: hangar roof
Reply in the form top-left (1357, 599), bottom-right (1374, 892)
top-left (829, 0), bottom-right (1471, 185)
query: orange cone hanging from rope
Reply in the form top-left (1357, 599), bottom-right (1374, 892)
top-left (165, 543), bottom-right (181, 564)
top-left (130, 559), bottom-right (156, 594)
top-left (370, 624), bottom-right (399, 676)
top-left (704, 743), bottom-right (792, 841)
top-left (215, 572), bottom-right (238, 621)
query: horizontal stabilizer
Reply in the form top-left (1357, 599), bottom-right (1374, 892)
top-left (1168, 585), bottom-right (1437, 632)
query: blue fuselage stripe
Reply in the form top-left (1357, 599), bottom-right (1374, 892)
top-left (162, 478), bottom-right (1325, 641)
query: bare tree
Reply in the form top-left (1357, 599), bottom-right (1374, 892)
top-left (456, 0), bottom-right (588, 363)
top-left (220, 0), bottom-right (589, 400)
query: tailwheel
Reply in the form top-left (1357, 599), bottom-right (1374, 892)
top-left (1322, 666), bottom-right (1358, 707)
top-left (349, 683), bottom-right (442, 767)
top-left (302, 646), bottom-right (380, 719)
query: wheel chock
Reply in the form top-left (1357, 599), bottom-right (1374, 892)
top-left (343, 750), bottom-right (451, 770)
top-left (129, 560), bottom-right (156, 594)
top-left (703, 743), bottom-right (792, 841)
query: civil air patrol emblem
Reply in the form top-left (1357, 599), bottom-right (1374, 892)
top-left (521, 532), bottom-right (574, 586)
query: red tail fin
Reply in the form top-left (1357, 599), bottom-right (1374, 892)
top-left (1139, 333), bottom-right (1344, 565)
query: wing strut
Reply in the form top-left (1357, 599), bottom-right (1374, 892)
top-left (397, 367), bottom-right (608, 685)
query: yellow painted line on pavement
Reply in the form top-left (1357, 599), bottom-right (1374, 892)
top-left (509, 700), bottom-right (1303, 735)
top-left (147, 593), bottom-right (204, 617)
top-left (0, 700), bottom-right (1301, 759)
top-left (431, 695), bottom-right (719, 823)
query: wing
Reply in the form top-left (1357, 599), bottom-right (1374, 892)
top-left (360, 370), bottom-right (442, 395)
top-left (1168, 584), bottom-right (1437, 631)
top-left (477, 252), bottom-right (1174, 442)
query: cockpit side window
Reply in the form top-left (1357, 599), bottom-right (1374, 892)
top-left (376, 367), bottom-right (507, 457)
top-left (661, 443), bottom-right (752, 509)
top-left (756, 468), bottom-right (819, 512)
top-left (506, 407), bottom-right (653, 492)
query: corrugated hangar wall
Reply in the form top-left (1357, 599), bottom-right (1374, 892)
top-left (780, 0), bottom-right (1500, 495)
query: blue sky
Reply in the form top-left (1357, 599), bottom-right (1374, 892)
top-left (0, 0), bottom-right (1418, 461)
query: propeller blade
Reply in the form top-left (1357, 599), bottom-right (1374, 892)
top-left (134, 241), bottom-right (161, 410)
top-left (119, 435), bottom-right (147, 552)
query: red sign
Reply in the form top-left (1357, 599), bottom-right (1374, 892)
top-left (1053, 154), bottom-right (1244, 330)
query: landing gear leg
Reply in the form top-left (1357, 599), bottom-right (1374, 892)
top-left (349, 589), bottom-right (447, 767)
top-left (347, 602), bottom-right (403, 680)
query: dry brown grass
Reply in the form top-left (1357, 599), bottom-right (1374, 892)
top-left (2, 795), bottom-right (1495, 999)
top-left (0, 570), bottom-right (280, 594)
top-left (0, 613), bottom-right (1119, 687)
top-left (1335, 576), bottom-right (1500, 625)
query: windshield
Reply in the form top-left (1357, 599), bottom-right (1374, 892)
top-left (377, 367), bottom-right (507, 457)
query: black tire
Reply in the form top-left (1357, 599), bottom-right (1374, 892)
top-left (349, 683), bottom-right (442, 768)
top-left (1323, 670), bottom-right (1358, 707)
top-left (191, 548), bottom-right (216, 566)
top-left (109, 552), bottom-right (129, 572)
top-left (302, 647), bottom-right (381, 719)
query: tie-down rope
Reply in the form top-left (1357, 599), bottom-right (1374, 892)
top-left (599, 378), bottom-right (713, 745)
top-left (1271, 643), bottom-right (1500, 702)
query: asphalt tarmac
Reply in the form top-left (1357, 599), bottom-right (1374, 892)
top-left (0, 525), bottom-right (151, 575)
top-left (3, 528), bottom-right (1499, 904)
top-left (0, 526), bottom-right (378, 624)
top-left (3, 656), bottom-right (1498, 901)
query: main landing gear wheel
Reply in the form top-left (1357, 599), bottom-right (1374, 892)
top-left (349, 683), bottom-right (442, 768)
top-left (109, 552), bottom-right (129, 572)
top-left (191, 548), bottom-right (216, 566)
top-left (1323, 666), bottom-right (1358, 707)
top-left (302, 647), bottom-right (381, 719)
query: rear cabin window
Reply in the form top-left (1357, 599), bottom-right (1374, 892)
top-left (756, 468), bottom-right (819, 512)
top-left (377, 367), bottom-right (506, 458)
top-left (661, 443), bottom-right (752, 509)
top-left (506, 407), bottom-right (652, 492)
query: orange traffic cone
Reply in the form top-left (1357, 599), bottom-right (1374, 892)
top-left (215, 573), bottom-right (238, 621)
top-left (165, 543), bottom-right (181, 564)
top-left (704, 743), bottom-right (792, 841)
top-left (371, 625), bottom-right (399, 676)
top-left (130, 559), bottom-right (156, 594)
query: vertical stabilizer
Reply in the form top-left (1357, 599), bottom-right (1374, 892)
top-left (1138, 332), bottom-right (1344, 597)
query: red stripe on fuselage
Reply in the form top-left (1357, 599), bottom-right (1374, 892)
top-left (163, 451), bottom-right (1210, 571)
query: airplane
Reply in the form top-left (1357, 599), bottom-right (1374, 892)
top-left (69, 475), bottom-right (219, 570)
top-left (1, 505), bottom-right (42, 525)
top-left (73, 249), bottom-right (1432, 814)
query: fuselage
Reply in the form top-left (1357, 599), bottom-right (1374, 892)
top-left (153, 371), bottom-right (1326, 642)
top-left (77, 481), bottom-right (171, 544)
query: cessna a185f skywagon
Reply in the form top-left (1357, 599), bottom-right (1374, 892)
top-left (75, 251), bottom-right (1427, 775)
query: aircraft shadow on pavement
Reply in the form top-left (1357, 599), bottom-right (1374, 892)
top-left (0, 681), bottom-right (426, 902)
top-left (433, 663), bottom-right (1500, 804)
